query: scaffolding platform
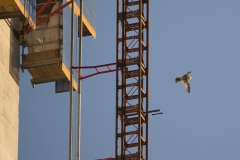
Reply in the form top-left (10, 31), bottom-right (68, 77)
top-left (0, 0), bottom-right (36, 29)
top-left (20, 0), bottom-right (96, 90)
top-left (21, 49), bottom-right (78, 88)
top-left (66, 0), bottom-right (96, 38)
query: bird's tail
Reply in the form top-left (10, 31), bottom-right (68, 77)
top-left (175, 77), bottom-right (181, 83)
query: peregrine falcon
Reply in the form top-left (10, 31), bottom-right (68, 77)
top-left (175, 71), bottom-right (192, 93)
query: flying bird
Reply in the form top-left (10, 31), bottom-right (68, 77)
top-left (175, 71), bottom-right (192, 93)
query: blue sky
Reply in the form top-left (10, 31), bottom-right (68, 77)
top-left (19, 0), bottom-right (240, 160)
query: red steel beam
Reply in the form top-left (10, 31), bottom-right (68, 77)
top-left (71, 62), bottom-right (116, 69)
top-left (79, 69), bottom-right (116, 80)
top-left (71, 62), bottom-right (119, 80)
top-left (23, 1), bottom-right (72, 34)
top-left (36, 0), bottom-right (53, 17)
top-left (21, 0), bottom-right (53, 34)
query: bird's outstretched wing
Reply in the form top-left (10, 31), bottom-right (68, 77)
top-left (185, 71), bottom-right (191, 75)
top-left (182, 80), bottom-right (190, 93)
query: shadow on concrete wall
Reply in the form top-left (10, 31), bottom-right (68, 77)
top-left (9, 18), bottom-right (20, 86)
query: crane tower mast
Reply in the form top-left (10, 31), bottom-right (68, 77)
top-left (116, 0), bottom-right (150, 159)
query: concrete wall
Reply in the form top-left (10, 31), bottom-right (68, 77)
top-left (0, 18), bottom-right (20, 160)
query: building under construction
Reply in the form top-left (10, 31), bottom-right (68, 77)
top-left (0, 0), bottom-right (161, 159)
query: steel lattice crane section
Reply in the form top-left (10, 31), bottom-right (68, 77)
top-left (116, 0), bottom-right (149, 159)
